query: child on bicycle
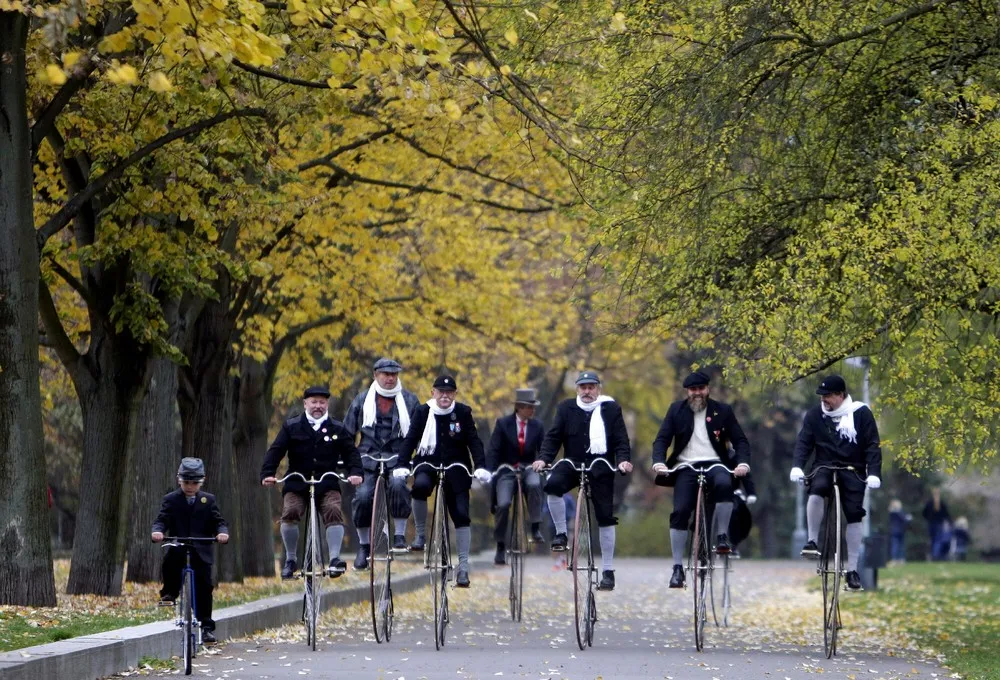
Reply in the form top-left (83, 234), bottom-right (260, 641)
top-left (151, 457), bottom-right (230, 643)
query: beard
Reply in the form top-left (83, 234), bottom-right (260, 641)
top-left (688, 396), bottom-right (707, 413)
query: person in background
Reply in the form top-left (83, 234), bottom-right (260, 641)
top-left (922, 487), bottom-right (951, 561)
top-left (888, 499), bottom-right (912, 565)
top-left (952, 517), bottom-right (970, 561)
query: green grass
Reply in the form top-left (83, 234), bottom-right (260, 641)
top-left (839, 562), bottom-right (1000, 680)
top-left (0, 610), bottom-right (158, 651)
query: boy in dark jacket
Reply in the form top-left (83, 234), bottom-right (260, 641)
top-left (152, 458), bottom-right (229, 643)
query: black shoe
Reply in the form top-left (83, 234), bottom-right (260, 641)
top-left (409, 535), bottom-right (425, 551)
top-left (530, 523), bottom-right (544, 543)
top-left (157, 595), bottom-right (176, 607)
top-left (551, 532), bottom-right (568, 552)
top-left (715, 533), bottom-right (732, 555)
top-left (201, 629), bottom-right (216, 644)
top-left (730, 548), bottom-right (741, 559)
top-left (354, 544), bottom-right (370, 570)
top-left (494, 543), bottom-right (506, 565)
top-left (845, 570), bottom-right (863, 591)
top-left (456, 568), bottom-right (470, 587)
top-left (281, 559), bottom-right (297, 580)
top-left (669, 564), bottom-right (685, 589)
top-left (328, 558), bottom-right (347, 577)
top-left (800, 540), bottom-right (821, 559)
top-left (393, 535), bottom-right (408, 551)
top-left (597, 570), bottom-right (615, 591)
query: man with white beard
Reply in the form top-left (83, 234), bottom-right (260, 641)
top-left (651, 371), bottom-right (751, 589)
top-left (790, 374), bottom-right (882, 591)
top-left (531, 371), bottom-right (633, 592)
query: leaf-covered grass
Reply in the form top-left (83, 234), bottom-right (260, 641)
top-left (0, 558), bottom-right (420, 652)
top-left (838, 562), bottom-right (1000, 680)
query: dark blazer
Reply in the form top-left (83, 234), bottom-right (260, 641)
top-left (399, 403), bottom-right (486, 485)
top-left (486, 413), bottom-right (544, 471)
top-left (792, 404), bottom-right (882, 479)
top-left (152, 489), bottom-right (228, 564)
top-left (538, 398), bottom-right (631, 469)
top-left (343, 388), bottom-right (420, 469)
top-left (260, 413), bottom-right (363, 497)
top-left (651, 398), bottom-right (750, 487)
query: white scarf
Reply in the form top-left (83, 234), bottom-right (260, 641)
top-left (576, 395), bottom-right (615, 455)
top-left (821, 395), bottom-right (867, 444)
top-left (306, 411), bottom-right (328, 431)
top-left (361, 380), bottom-right (411, 437)
top-left (416, 400), bottom-right (456, 457)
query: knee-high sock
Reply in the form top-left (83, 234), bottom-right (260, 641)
top-left (456, 526), bottom-right (471, 569)
top-left (807, 494), bottom-right (825, 543)
top-left (670, 529), bottom-right (688, 567)
top-left (326, 525), bottom-right (345, 559)
top-left (547, 495), bottom-right (567, 535)
top-left (357, 527), bottom-right (370, 546)
top-left (412, 499), bottom-right (427, 538)
top-left (714, 502), bottom-right (734, 537)
top-left (599, 526), bottom-right (616, 572)
top-left (394, 518), bottom-right (408, 537)
top-left (280, 522), bottom-right (299, 561)
top-left (846, 522), bottom-right (863, 572)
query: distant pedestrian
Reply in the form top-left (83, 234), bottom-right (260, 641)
top-left (888, 499), bottom-right (912, 564)
top-left (952, 517), bottom-right (970, 561)
top-left (922, 487), bottom-right (951, 561)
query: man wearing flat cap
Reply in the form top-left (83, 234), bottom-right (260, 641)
top-left (530, 371), bottom-right (632, 591)
top-left (789, 374), bottom-right (882, 591)
top-left (261, 385), bottom-right (363, 580)
top-left (652, 370), bottom-right (751, 589)
top-left (344, 358), bottom-right (420, 569)
top-left (487, 388), bottom-right (546, 565)
top-left (397, 375), bottom-right (490, 587)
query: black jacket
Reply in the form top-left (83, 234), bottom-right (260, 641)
top-left (400, 403), bottom-right (486, 476)
top-left (343, 388), bottom-right (420, 468)
top-left (260, 413), bottom-right (363, 496)
top-left (651, 398), bottom-right (750, 487)
top-left (538, 398), bottom-right (631, 469)
top-left (792, 404), bottom-right (882, 479)
top-left (152, 489), bottom-right (228, 564)
top-left (486, 413), bottom-right (544, 471)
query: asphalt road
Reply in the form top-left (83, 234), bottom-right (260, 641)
top-left (134, 557), bottom-right (949, 680)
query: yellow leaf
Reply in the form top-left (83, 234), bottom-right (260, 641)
top-left (62, 51), bottom-right (82, 70)
top-left (107, 63), bottom-right (139, 85)
top-left (45, 64), bottom-right (67, 86)
top-left (443, 100), bottom-right (462, 121)
top-left (504, 28), bottom-right (518, 46)
top-left (499, 64), bottom-right (512, 76)
top-left (610, 12), bottom-right (626, 32)
top-left (148, 72), bottom-right (173, 92)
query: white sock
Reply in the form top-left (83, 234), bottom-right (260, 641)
top-left (280, 522), bottom-right (299, 561)
top-left (599, 526), bottom-right (615, 572)
top-left (456, 526), bottom-right (471, 569)
top-left (846, 522), bottom-right (863, 572)
top-left (326, 525), bottom-right (344, 560)
top-left (394, 518), bottom-right (408, 537)
top-left (547, 495), bottom-right (567, 535)
top-left (357, 527), bottom-right (370, 546)
top-left (670, 529), bottom-right (688, 567)
top-left (412, 499), bottom-right (427, 538)
top-left (807, 495), bottom-right (825, 543)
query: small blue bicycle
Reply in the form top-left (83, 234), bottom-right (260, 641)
top-left (159, 537), bottom-right (216, 675)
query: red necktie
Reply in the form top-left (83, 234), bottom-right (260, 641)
top-left (518, 419), bottom-right (526, 455)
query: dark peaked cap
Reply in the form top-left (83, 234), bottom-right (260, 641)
top-left (682, 371), bottom-right (711, 388)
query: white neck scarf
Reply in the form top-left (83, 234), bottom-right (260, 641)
top-left (417, 400), bottom-right (456, 457)
top-left (306, 411), bottom-right (328, 431)
top-left (361, 380), bottom-right (410, 437)
top-left (576, 395), bottom-right (615, 455)
top-left (821, 395), bottom-right (867, 444)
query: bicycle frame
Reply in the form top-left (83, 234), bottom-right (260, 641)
top-left (363, 454), bottom-right (399, 644)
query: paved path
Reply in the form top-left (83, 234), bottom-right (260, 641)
top-left (126, 558), bottom-right (949, 680)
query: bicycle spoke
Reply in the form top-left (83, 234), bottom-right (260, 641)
top-left (370, 476), bottom-right (391, 643)
top-left (572, 485), bottom-right (592, 651)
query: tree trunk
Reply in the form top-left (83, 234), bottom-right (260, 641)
top-left (232, 357), bottom-right (274, 577)
top-left (126, 356), bottom-right (179, 582)
top-left (179, 295), bottom-right (243, 583)
top-left (0, 11), bottom-right (57, 606)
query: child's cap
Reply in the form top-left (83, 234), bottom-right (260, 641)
top-left (177, 457), bottom-right (206, 481)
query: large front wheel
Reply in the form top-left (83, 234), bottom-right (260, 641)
top-left (572, 485), bottom-right (594, 650)
top-left (508, 479), bottom-right (526, 622)
top-left (429, 489), bottom-right (450, 650)
top-left (821, 487), bottom-right (842, 659)
top-left (370, 476), bottom-right (393, 643)
top-left (691, 489), bottom-right (711, 652)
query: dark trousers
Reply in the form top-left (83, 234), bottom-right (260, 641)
top-left (670, 466), bottom-right (733, 530)
top-left (161, 549), bottom-right (215, 631)
top-left (412, 470), bottom-right (471, 527)
top-left (543, 463), bottom-right (617, 527)
top-left (352, 471), bottom-right (412, 529)
top-left (807, 468), bottom-right (867, 523)
top-left (493, 468), bottom-right (543, 542)
top-left (890, 533), bottom-right (906, 561)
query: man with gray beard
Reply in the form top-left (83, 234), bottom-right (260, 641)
top-left (651, 371), bottom-right (751, 589)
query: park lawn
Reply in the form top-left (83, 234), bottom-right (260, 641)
top-left (0, 558), bottom-right (416, 652)
top-left (838, 562), bottom-right (1000, 680)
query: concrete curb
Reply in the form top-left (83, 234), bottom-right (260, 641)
top-left (0, 558), bottom-right (490, 680)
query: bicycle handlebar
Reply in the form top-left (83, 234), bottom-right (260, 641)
top-left (275, 470), bottom-right (352, 484)
top-left (494, 463), bottom-right (526, 474)
top-left (656, 462), bottom-right (734, 476)
top-left (362, 454), bottom-right (400, 465)
top-left (409, 461), bottom-right (474, 477)
top-left (159, 536), bottom-right (217, 548)
top-left (802, 464), bottom-right (866, 481)
top-left (546, 457), bottom-right (623, 475)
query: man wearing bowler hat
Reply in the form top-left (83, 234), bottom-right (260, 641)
top-left (531, 371), bottom-right (632, 591)
top-left (790, 374), bottom-right (882, 591)
top-left (261, 385), bottom-right (363, 580)
top-left (397, 375), bottom-right (490, 587)
top-left (652, 370), bottom-right (751, 589)
top-left (344, 358), bottom-right (420, 569)
top-left (487, 388), bottom-right (546, 565)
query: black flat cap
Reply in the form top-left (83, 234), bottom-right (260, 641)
top-left (177, 457), bottom-right (206, 480)
top-left (575, 371), bottom-right (601, 385)
top-left (303, 385), bottom-right (331, 398)
top-left (373, 358), bottom-right (403, 373)
top-left (433, 375), bottom-right (457, 390)
top-left (682, 371), bottom-right (711, 388)
top-left (816, 374), bottom-right (847, 395)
